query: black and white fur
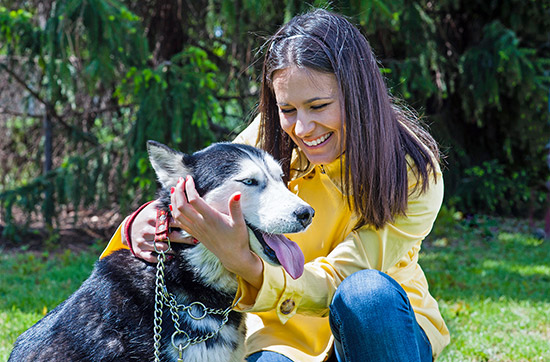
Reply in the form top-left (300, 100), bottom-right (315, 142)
top-left (8, 141), bottom-right (314, 362)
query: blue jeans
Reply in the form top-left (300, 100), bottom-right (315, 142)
top-left (247, 270), bottom-right (432, 362)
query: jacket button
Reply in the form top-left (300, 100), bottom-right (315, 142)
top-left (280, 299), bottom-right (295, 315)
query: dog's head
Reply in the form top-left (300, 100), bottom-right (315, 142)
top-left (147, 140), bottom-right (314, 279)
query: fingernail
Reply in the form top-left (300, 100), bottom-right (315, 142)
top-left (179, 177), bottom-right (184, 183)
top-left (193, 238), bottom-right (199, 245)
top-left (167, 255), bottom-right (174, 261)
top-left (169, 205), bottom-right (173, 211)
top-left (170, 187), bottom-right (175, 194)
top-left (234, 194), bottom-right (241, 202)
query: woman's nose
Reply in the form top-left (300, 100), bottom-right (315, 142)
top-left (294, 113), bottom-right (315, 137)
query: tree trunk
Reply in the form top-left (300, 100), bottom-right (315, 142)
top-left (43, 113), bottom-right (54, 228)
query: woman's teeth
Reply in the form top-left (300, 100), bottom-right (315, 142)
top-left (303, 133), bottom-right (331, 147)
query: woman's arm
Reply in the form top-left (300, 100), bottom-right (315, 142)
top-left (233, 165), bottom-right (444, 323)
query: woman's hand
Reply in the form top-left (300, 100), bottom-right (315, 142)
top-left (170, 176), bottom-right (264, 289)
top-left (123, 200), bottom-right (195, 263)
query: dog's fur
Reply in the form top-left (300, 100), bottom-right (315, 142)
top-left (9, 141), bottom-right (314, 362)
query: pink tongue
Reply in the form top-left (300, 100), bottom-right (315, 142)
top-left (261, 233), bottom-right (305, 279)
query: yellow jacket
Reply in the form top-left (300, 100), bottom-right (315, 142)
top-left (101, 118), bottom-right (450, 361)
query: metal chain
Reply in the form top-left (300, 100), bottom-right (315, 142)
top-left (153, 240), bottom-right (239, 362)
top-left (153, 241), bottom-right (168, 362)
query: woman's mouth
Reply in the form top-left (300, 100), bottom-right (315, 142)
top-left (302, 132), bottom-right (333, 147)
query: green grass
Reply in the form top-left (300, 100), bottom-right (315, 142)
top-left (0, 243), bottom-right (102, 359)
top-left (423, 212), bottom-right (550, 361)
top-left (1, 214), bottom-right (549, 361)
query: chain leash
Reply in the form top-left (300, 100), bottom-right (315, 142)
top-left (152, 238), bottom-right (240, 362)
top-left (153, 243), bottom-right (167, 362)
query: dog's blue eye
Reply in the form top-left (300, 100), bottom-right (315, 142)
top-left (241, 178), bottom-right (258, 186)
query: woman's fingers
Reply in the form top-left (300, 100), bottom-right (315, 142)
top-left (136, 250), bottom-right (159, 263)
top-left (168, 176), bottom-right (248, 263)
top-left (133, 238), bottom-right (173, 261)
top-left (143, 240), bottom-right (171, 252)
top-left (167, 225), bottom-right (196, 245)
top-left (184, 176), bottom-right (213, 217)
top-left (228, 192), bottom-right (243, 224)
top-left (123, 196), bottom-right (200, 263)
top-left (171, 177), bottom-right (203, 225)
top-left (128, 203), bottom-right (157, 247)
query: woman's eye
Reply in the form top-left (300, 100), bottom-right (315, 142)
top-left (241, 178), bottom-right (259, 186)
top-left (280, 108), bottom-right (295, 114)
top-left (311, 103), bottom-right (328, 110)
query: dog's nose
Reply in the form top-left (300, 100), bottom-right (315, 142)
top-left (294, 206), bottom-right (315, 227)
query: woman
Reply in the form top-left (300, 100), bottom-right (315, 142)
top-left (102, 9), bottom-right (450, 362)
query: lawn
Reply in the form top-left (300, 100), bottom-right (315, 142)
top-left (0, 242), bottom-right (103, 359)
top-left (422, 211), bottom-right (550, 361)
top-left (1, 212), bottom-right (549, 361)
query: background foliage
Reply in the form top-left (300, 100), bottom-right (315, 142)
top-left (1, 0), bottom-right (549, 241)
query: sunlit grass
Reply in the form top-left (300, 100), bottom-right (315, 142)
top-left (0, 243), bottom-right (102, 360)
top-left (0, 308), bottom-right (43, 359)
top-left (423, 214), bottom-right (550, 361)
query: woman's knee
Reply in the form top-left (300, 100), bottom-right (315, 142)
top-left (329, 270), bottom-right (432, 361)
top-left (330, 269), bottom-right (408, 316)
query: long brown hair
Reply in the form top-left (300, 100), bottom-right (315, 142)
top-left (258, 9), bottom-right (440, 229)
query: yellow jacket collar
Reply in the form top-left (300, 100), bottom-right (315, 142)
top-left (289, 148), bottom-right (345, 190)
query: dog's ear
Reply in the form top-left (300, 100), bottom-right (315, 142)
top-left (147, 140), bottom-right (191, 188)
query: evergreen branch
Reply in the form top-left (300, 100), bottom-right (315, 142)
top-left (0, 62), bottom-right (45, 107)
top-left (0, 62), bottom-right (100, 146)
top-left (0, 108), bottom-right (43, 118)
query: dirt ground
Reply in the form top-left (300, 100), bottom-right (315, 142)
top-left (0, 206), bottom-right (123, 254)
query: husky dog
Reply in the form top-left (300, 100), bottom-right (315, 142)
top-left (9, 141), bottom-right (314, 362)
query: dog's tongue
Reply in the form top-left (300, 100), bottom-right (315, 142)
top-left (261, 232), bottom-right (305, 279)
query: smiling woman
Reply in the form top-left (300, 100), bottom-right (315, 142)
top-left (259, 14), bottom-right (440, 231)
top-left (274, 67), bottom-right (343, 166)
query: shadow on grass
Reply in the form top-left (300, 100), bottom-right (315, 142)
top-left (421, 230), bottom-right (550, 303)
